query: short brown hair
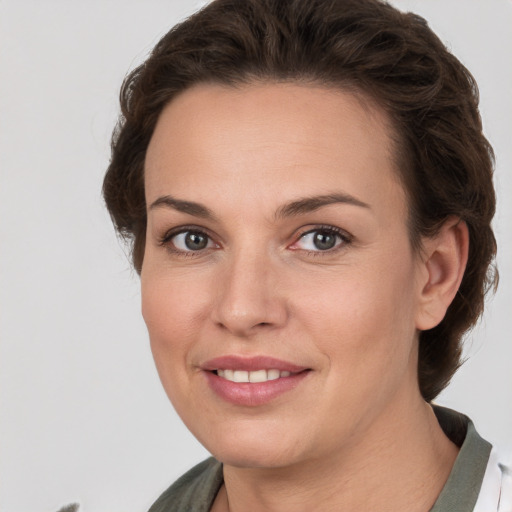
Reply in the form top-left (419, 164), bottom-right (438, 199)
top-left (103, 0), bottom-right (498, 401)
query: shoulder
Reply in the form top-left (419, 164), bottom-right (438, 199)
top-left (148, 457), bottom-right (223, 512)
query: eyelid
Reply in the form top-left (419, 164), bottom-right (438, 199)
top-left (157, 223), bottom-right (352, 255)
top-left (288, 225), bottom-right (353, 252)
top-left (158, 225), bottom-right (221, 253)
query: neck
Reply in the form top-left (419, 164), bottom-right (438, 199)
top-left (213, 392), bottom-right (458, 512)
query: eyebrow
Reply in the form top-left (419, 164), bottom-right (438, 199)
top-left (275, 193), bottom-right (370, 219)
top-left (149, 192), bottom-right (370, 221)
top-left (149, 195), bottom-right (217, 220)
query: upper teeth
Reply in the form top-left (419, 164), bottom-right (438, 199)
top-left (217, 369), bottom-right (291, 383)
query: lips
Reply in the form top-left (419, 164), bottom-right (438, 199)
top-left (202, 355), bottom-right (307, 373)
top-left (201, 355), bottom-right (311, 406)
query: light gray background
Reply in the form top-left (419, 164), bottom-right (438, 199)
top-left (1, 1), bottom-right (511, 511)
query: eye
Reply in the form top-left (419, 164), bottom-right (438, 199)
top-left (291, 227), bottom-right (348, 252)
top-left (164, 229), bottom-right (217, 252)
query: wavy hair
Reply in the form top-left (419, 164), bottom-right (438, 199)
top-left (103, 0), bottom-right (498, 401)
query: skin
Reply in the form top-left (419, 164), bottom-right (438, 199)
top-left (142, 83), bottom-right (468, 511)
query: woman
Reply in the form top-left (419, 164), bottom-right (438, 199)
top-left (103, 0), bottom-right (510, 510)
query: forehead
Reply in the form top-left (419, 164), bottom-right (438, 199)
top-left (144, 82), bottom-right (406, 218)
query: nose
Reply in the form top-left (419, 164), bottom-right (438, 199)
top-left (212, 250), bottom-right (289, 337)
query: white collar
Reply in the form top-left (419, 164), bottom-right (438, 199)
top-left (473, 447), bottom-right (512, 512)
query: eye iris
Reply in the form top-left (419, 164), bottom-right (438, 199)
top-left (185, 232), bottom-right (208, 250)
top-left (313, 231), bottom-right (337, 250)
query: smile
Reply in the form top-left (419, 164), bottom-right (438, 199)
top-left (202, 356), bottom-right (311, 406)
top-left (215, 369), bottom-right (292, 382)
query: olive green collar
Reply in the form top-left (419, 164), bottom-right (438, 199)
top-left (430, 405), bottom-right (492, 512)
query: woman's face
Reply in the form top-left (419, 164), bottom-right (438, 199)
top-left (142, 83), bottom-right (428, 468)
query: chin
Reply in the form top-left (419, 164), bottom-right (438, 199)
top-left (213, 444), bottom-right (300, 470)
top-left (194, 418), bottom-right (305, 469)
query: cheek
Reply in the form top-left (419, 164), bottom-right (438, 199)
top-left (140, 269), bottom-right (211, 414)
top-left (296, 253), bottom-right (419, 379)
top-left (141, 269), bottom-right (208, 380)
top-left (142, 266), bottom-right (208, 338)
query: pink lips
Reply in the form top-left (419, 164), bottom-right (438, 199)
top-left (201, 355), bottom-right (310, 406)
top-left (202, 355), bottom-right (307, 373)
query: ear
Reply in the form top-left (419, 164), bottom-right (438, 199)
top-left (415, 217), bottom-right (469, 331)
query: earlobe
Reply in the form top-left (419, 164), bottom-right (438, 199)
top-left (415, 218), bottom-right (469, 331)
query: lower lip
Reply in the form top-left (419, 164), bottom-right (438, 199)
top-left (204, 371), bottom-right (310, 406)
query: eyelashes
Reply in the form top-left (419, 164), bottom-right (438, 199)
top-left (289, 226), bottom-right (352, 253)
top-left (158, 225), bottom-right (219, 257)
top-left (158, 224), bottom-right (353, 258)
top-left (165, 230), bottom-right (217, 252)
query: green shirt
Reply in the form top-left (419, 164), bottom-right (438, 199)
top-left (148, 406), bottom-right (492, 512)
